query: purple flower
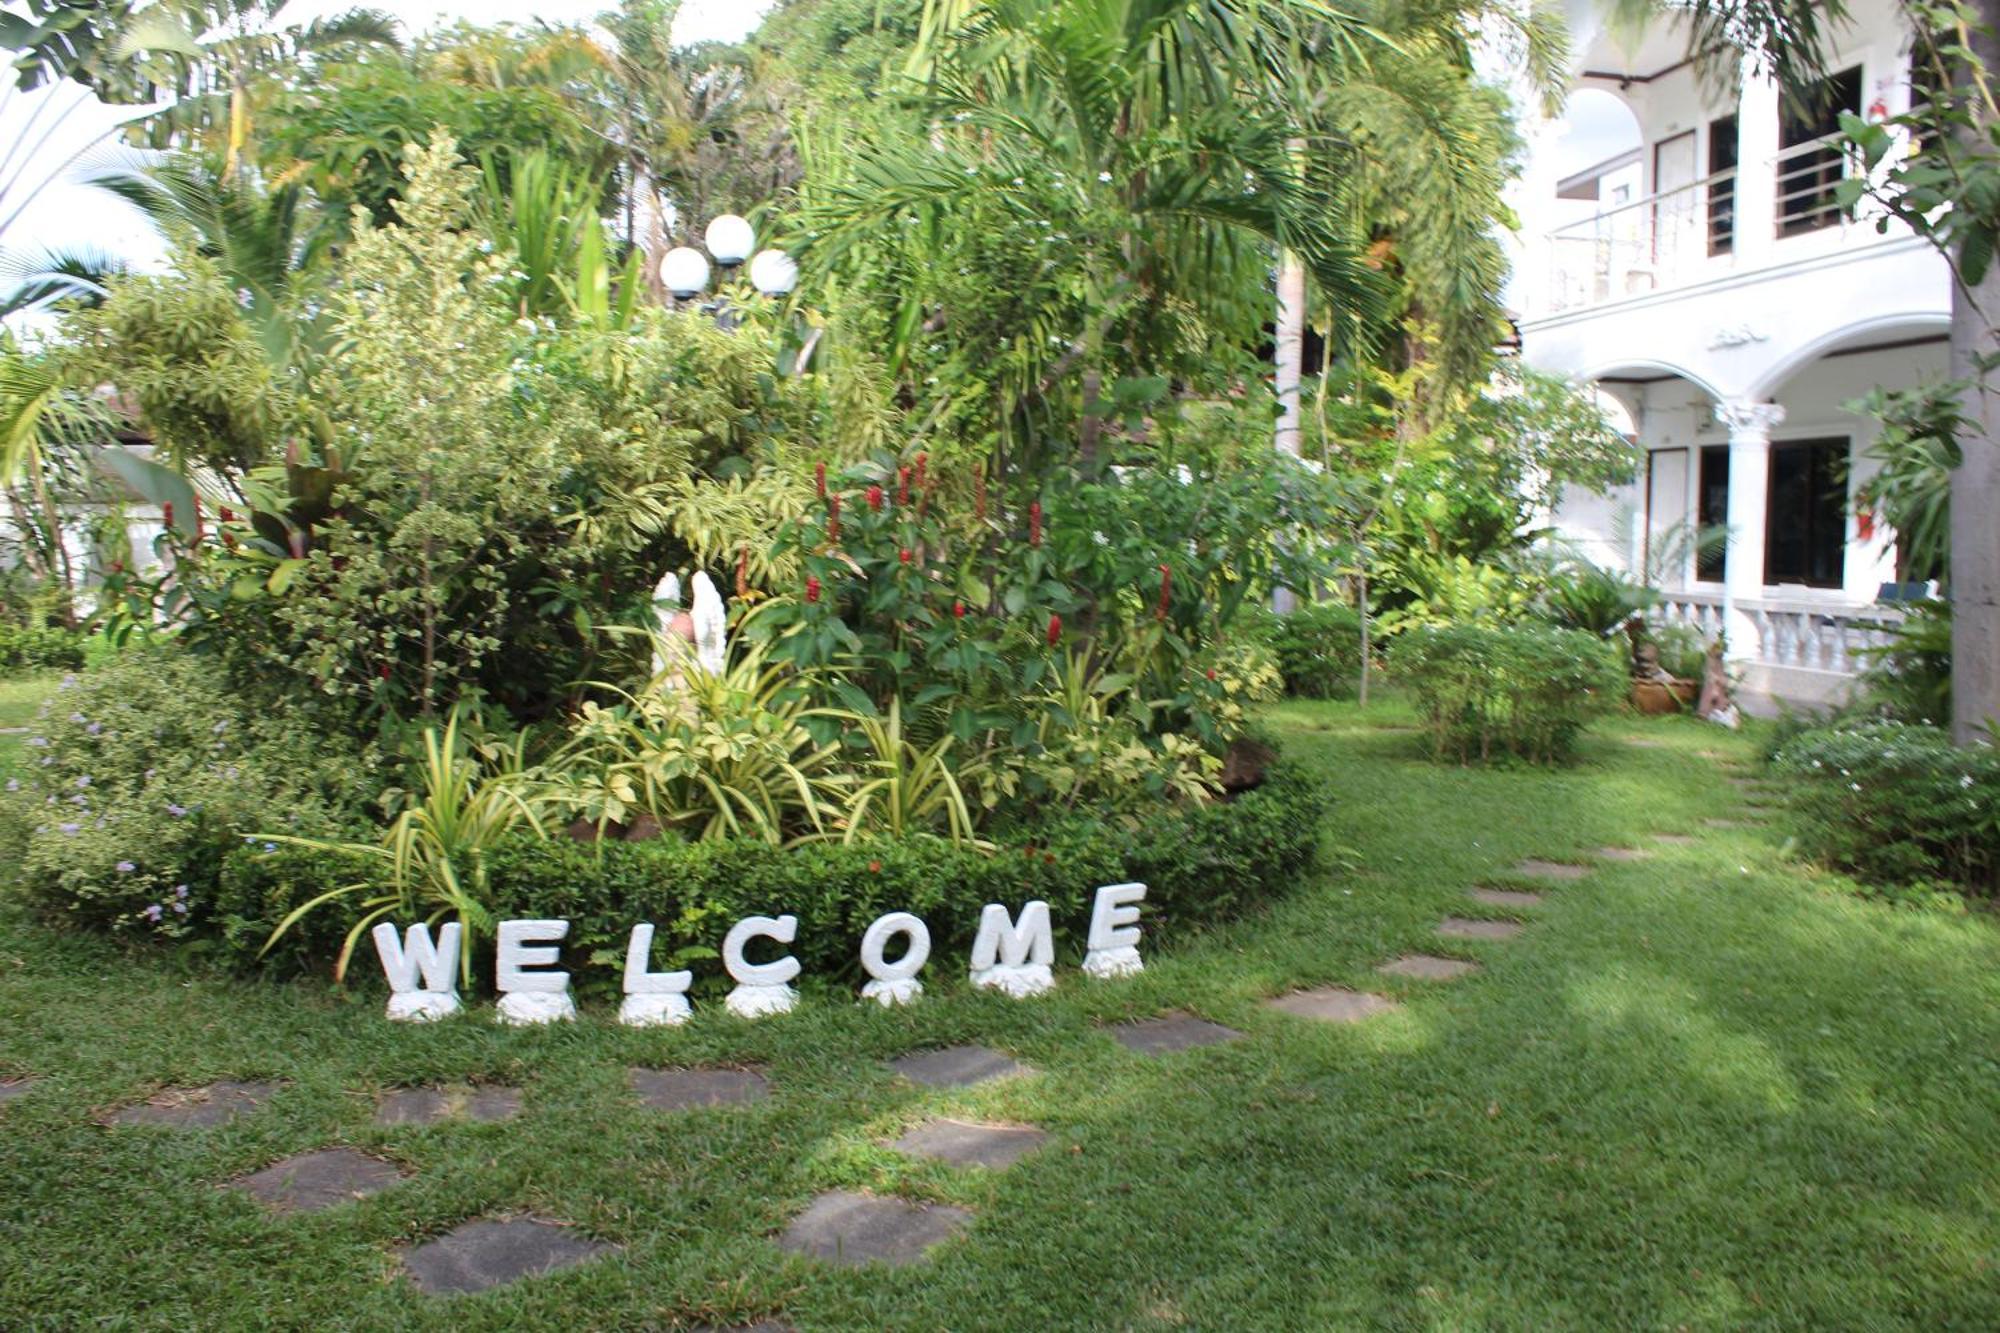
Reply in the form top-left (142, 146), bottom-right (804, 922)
top-left (26, 737), bottom-right (46, 748)
top-left (173, 884), bottom-right (189, 899)
top-left (142, 904), bottom-right (163, 922)
top-left (69, 713), bottom-right (85, 724)
top-left (212, 720), bottom-right (228, 734)
top-left (3, 779), bottom-right (14, 792)
top-left (57, 822), bottom-right (78, 835)
top-left (262, 842), bottom-right (276, 852)
top-left (166, 803), bottom-right (187, 817)
top-left (75, 775), bottom-right (90, 789)
top-left (116, 861), bottom-right (135, 873)
top-left (68, 794), bottom-right (87, 807)
top-left (172, 901), bottom-right (188, 915)
top-left (86, 722), bottom-right (102, 736)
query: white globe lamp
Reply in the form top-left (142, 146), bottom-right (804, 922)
top-left (748, 249), bottom-right (798, 297)
top-left (660, 246), bottom-right (711, 300)
top-left (704, 214), bottom-right (755, 268)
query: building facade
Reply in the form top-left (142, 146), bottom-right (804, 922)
top-left (1507, 0), bottom-right (1951, 711)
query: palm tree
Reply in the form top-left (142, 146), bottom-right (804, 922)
top-left (800, 0), bottom-right (1393, 475)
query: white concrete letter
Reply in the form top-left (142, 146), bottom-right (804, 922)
top-left (1083, 882), bottom-right (1147, 979)
top-left (619, 922), bottom-right (694, 1027)
top-left (858, 911), bottom-right (930, 1007)
top-left (723, 914), bottom-right (800, 1017)
top-left (372, 921), bottom-right (463, 1022)
top-left (493, 919), bottom-right (576, 1025)
top-left (969, 900), bottom-right (1055, 997)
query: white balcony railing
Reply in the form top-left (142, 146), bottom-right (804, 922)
top-left (1655, 589), bottom-right (1904, 676)
top-left (1544, 131), bottom-right (1865, 314)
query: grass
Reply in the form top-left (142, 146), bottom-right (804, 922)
top-left (1, 697), bottom-right (1996, 1329)
top-left (0, 671), bottom-right (59, 775)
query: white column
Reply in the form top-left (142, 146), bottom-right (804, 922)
top-left (1719, 401), bottom-right (1785, 660)
top-left (1734, 68), bottom-right (1782, 265)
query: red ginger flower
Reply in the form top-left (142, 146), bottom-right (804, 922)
top-left (805, 575), bottom-right (821, 604)
top-left (815, 460), bottom-right (827, 498)
top-left (1046, 612), bottom-right (1062, 646)
top-left (914, 453), bottom-right (928, 489)
top-left (827, 493), bottom-right (842, 543)
top-left (866, 484), bottom-right (884, 512)
top-left (897, 467), bottom-right (911, 505)
top-left (161, 501), bottom-right (174, 531)
top-left (953, 600), bottom-right (967, 619)
top-left (898, 547), bottom-right (913, 564)
top-left (1029, 501), bottom-right (1042, 548)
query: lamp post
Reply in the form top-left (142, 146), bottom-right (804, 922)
top-left (659, 213), bottom-right (798, 309)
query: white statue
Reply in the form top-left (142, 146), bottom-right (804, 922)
top-left (690, 571), bottom-right (729, 676)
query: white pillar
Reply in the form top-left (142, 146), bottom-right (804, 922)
top-left (1733, 69), bottom-right (1782, 266)
top-left (1719, 400), bottom-right (1785, 660)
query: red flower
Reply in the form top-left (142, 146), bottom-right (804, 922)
top-left (1206, 668), bottom-right (1218, 681)
top-left (898, 547), bottom-right (913, 564)
top-left (110, 560), bottom-right (124, 574)
top-left (1028, 501), bottom-right (1042, 548)
top-left (868, 860), bottom-right (882, 874)
top-left (815, 460), bottom-right (827, 498)
top-left (805, 575), bottom-right (822, 604)
top-left (219, 506), bottom-right (235, 523)
top-left (191, 498), bottom-right (203, 540)
top-left (897, 466), bottom-right (911, 505)
top-left (866, 484), bottom-right (885, 512)
top-left (222, 531), bottom-right (238, 551)
top-left (953, 600), bottom-right (967, 619)
top-left (1046, 612), bottom-right (1062, 646)
top-left (1156, 564), bottom-right (1173, 621)
top-left (914, 453), bottom-right (928, 489)
top-left (161, 501), bottom-right (174, 531)
top-left (827, 493), bottom-right (842, 544)
top-left (377, 663), bottom-right (391, 680)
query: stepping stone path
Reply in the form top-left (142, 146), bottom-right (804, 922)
top-left (1512, 859), bottom-right (1590, 881)
top-left (1704, 818), bottom-right (1757, 830)
top-left (777, 1191), bottom-right (971, 1267)
top-left (1110, 1013), bottom-right (1245, 1055)
top-left (1594, 846), bottom-right (1648, 862)
top-left (0, 1077), bottom-right (34, 1103)
top-left (105, 1081), bottom-right (277, 1128)
top-left (891, 1118), bottom-right (1049, 1170)
top-left (403, 1217), bottom-right (614, 1295)
top-left (228, 1148), bottom-right (405, 1213)
top-left (1470, 888), bottom-right (1543, 908)
top-left (1378, 954), bottom-right (1479, 981)
top-left (630, 1066), bottom-right (769, 1110)
top-left (889, 1045), bottom-right (1030, 1089)
top-left (1651, 833), bottom-right (1697, 846)
top-left (376, 1085), bottom-right (522, 1126)
top-left (1437, 917), bottom-right (1523, 941)
top-left (1627, 738), bottom-right (1669, 750)
top-left (1263, 987), bottom-right (1400, 1024)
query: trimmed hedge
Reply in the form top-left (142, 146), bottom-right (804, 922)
top-left (0, 625), bottom-right (87, 673)
top-left (215, 758), bottom-right (1329, 991)
top-left (1260, 601), bottom-right (1365, 699)
top-left (1771, 721), bottom-right (2000, 898)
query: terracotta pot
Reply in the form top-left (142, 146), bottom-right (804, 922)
top-left (1631, 679), bottom-right (1698, 714)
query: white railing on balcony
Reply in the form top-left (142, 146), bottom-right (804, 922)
top-left (1653, 589), bottom-right (1904, 675)
top-left (1546, 168), bottom-right (1735, 313)
top-left (1772, 130), bottom-right (1861, 240)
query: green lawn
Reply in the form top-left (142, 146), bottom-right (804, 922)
top-left (2, 699), bottom-right (1996, 1329)
top-left (0, 672), bottom-right (58, 776)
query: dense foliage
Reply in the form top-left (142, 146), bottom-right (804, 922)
top-left (1393, 622), bottom-right (1625, 764)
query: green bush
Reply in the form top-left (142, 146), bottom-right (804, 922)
top-left (1248, 602), bottom-right (1363, 698)
top-left (1392, 622), bottom-right (1624, 764)
top-left (212, 758), bottom-right (1328, 989)
top-left (0, 625), bottom-right (88, 673)
top-left (1771, 721), bottom-right (2000, 897)
top-left (0, 648), bottom-right (383, 941)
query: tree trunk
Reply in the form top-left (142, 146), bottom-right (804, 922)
top-left (1274, 248), bottom-right (1306, 459)
top-left (1950, 0), bottom-right (2000, 744)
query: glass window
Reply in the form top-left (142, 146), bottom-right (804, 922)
top-left (1764, 438), bottom-right (1848, 588)
top-left (1777, 66), bottom-right (1861, 236)
top-left (1697, 445), bottom-right (1729, 580)
top-left (1707, 113), bottom-right (1737, 256)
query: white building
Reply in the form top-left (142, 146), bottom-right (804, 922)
top-left (1510, 0), bottom-right (1949, 711)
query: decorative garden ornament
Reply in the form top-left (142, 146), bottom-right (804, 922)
top-left (858, 911), bottom-right (930, 1007)
top-left (372, 921), bottom-right (463, 1022)
top-left (619, 923), bottom-right (694, 1027)
top-left (723, 915), bottom-right (800, 1018)
top-left (689, 571), bottom-right (728, 676)
top-left (1082, 882), bottom-right (1147, 979)
top-left (494, 920), bottom-right (577, 1025)
top-left (968, 901), bottom-right (1056, 997)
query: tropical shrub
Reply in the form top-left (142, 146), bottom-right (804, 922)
top-left (1251, 602), bottom-right (1364, 698)
top-left (0, 648), bottom-right (382, 940)
top-left (1772, 721), bottom-right (2000, 897)
top-left (1393, 623), bottom-right (1624, 764)
top-left (0, 624), bottom-right (88, 673)
top-left (1541, 561), bottom-right (1656, 637)
top-left (1856, 600), bottom-right (1952, 725)
top-left (217, 755), bottom-right (1328, 985)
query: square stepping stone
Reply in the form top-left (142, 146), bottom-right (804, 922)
top-left (403, 1217), bottom-right (615, 1295)
top-left (227, 1148), bottom-right (405, 1213)
top-left (1512, 859), bottom-right (1589, 881)
top-left (630, 1066), bottom-right (769, 1110)
top-left (888, 1045), bottom-right (1030, 1089)
top-left (1437, 918), bottom-right (1524, 941)
top-left (1593, 846), bottom-right (1648, 862)
top-left (0, 1077), bottom-right (34, 1103)
top-left (1109, 1013), bottom-right (1245, 1055)
top-left (1626, 738), bottom-right (1668, 750)
top-left (1651, 833), bottom-right (1697, 846)
top-left (1378, 954), bottom-right (1479, 981)
top-left (105, 1081), bottom-right (277, 1128)
top-left (776, 1191), bottom-right (971, 1267)
top-left (1704, 818), bottom-right (1756, 830)
top-left (376, 1085), bottom-right (522, 1126)
top-left (1470, 888), bottom-right (1543, 908)
top-left (891, 1118), bottom-right (1049, 1170)
top-left (1263, 987), bottom-right (1400, 1024)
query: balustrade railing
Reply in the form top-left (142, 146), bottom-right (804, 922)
top-left (1650, 590), bottom-right (1903, 676)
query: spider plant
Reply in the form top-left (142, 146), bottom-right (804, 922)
top-left (260, 708), bottom-right (546, 985)
top-left (838, 694), bottom-right (985, 847)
